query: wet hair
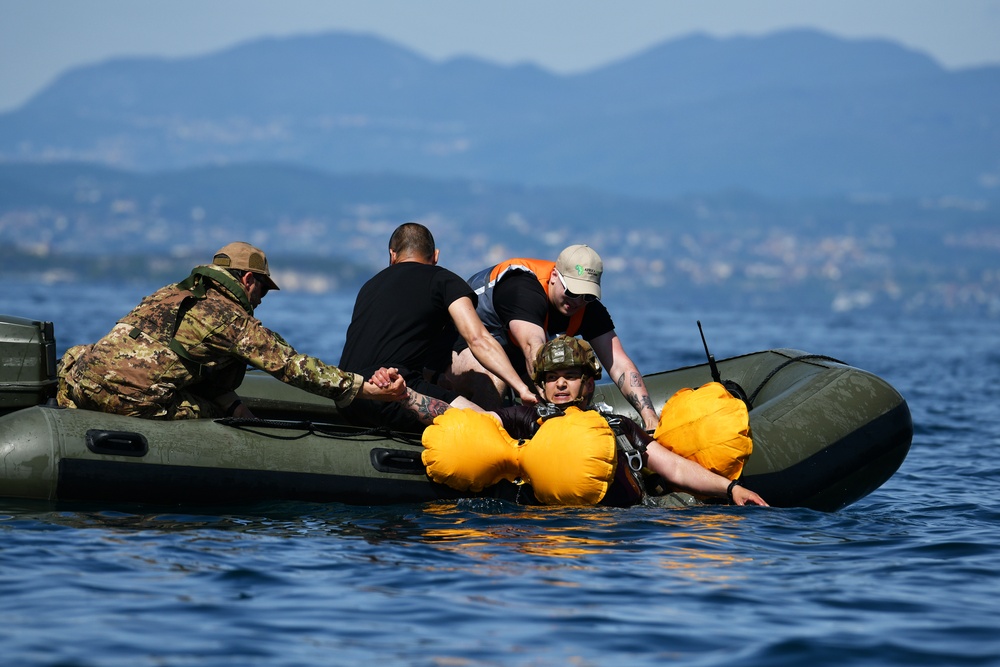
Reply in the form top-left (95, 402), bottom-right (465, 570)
top-left (388, 222), bottom-right (436, 261)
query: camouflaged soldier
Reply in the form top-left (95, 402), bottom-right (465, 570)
top-left (57, 242), bottom-right (406, 420)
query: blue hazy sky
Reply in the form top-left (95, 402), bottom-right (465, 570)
top-left (2, 0), bottom-right (999, 112)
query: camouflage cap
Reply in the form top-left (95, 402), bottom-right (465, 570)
top-left (213, 242), bottom-right (280, 291)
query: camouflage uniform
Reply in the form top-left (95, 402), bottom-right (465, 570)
top-left (57, 265), bottom-right (363, 420)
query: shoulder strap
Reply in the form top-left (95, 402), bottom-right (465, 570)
top-left (168, 266), bottom-right (253, 367)
top-left (604, 414), bottom-right (645, 473)
top-left (602, 412), bottom-right (648, 501)
top-left (178, 265), bottom-right (255, 315)
top-left (534, 402), bottom-right (565, 421)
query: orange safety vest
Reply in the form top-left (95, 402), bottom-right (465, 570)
top-left (467, 258), bottom-right (586, 346)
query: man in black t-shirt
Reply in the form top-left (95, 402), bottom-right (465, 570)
top-left (339, 223), bottom-right (537, 432)
top-left (447, 245), bottom-right (660, 430)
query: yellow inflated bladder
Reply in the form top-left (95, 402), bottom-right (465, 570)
top-left (522, 407), bottom-right (617, 505)
top-left (420, 409), bottom-right (520, 493)
top-left (653, 381), bottom-right (752, 480)
top-left (421, 406), bottom-right (618, 505)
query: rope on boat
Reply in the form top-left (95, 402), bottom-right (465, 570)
top-left (214, 417), bottom-right (423, 447)
top-left (745, 354), bottom-right (846, 407)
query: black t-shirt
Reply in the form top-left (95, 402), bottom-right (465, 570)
top-left (340, 262), bottom-right (475, 380)
top-left (493, 271), bottom-right (615, 341)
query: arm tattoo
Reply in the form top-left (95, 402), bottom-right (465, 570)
top-left (616, 371), bottom-right (656, 415)
top-left (406, 389), bottom-right (451, 425)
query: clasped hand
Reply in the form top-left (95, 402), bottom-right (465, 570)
top-left (363, 367), bottom-right (408, 401)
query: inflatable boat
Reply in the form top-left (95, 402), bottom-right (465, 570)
top-left (0, 314), bottom-right (912, 511)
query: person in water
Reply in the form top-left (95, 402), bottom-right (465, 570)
top-left (446, 244), bottom-right (660, 430)
top-left (57, 242), bottom-right (406, 420)
top-left (493, 335), bottom-right (768, 507)
top-left (337, 222), bottom-right (538, 432)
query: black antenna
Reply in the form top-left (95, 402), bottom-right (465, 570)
top-left (696, 321), bottom-right (751, 406)
top-left (697, 320), bottom-right (722, 384)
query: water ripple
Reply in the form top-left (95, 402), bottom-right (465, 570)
top-left (4, 284), bottom-right (1000, 665)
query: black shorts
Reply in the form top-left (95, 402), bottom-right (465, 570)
top-left (452, 338), bottom-right (531, 387)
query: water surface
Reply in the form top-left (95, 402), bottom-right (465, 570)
top-left (2, 280), bottom-right (999, 666)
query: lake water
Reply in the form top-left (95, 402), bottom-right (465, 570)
top-left (3, 279), bottom-right (1000, 667)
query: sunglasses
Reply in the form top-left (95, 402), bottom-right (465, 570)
top-left (556, 272), bottom-right (598, 302)
top-left (249, 272), bottom-right (271, 297)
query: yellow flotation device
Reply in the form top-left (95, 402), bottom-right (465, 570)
top-left (653, 381), bottom-right (752, 480)
top-left (421, 406), bottom-right (618, 505)
top-left (420, 409), bottom-right (520, 493)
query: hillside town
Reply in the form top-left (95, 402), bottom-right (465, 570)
top-left (3, 170), bottom-right (996, 317)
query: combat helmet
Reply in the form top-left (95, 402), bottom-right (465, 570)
top-left (531, 335), bottom-right (602, 385)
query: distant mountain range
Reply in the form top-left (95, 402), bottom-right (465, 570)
top-left (1, 29), bottom-right (998, 199)
top-left (1, 29), bottom-right (998, 316)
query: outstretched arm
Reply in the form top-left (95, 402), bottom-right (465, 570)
top-left (400, 388), bottom-right (491, 426)
top-left (589, 330), bottom-right (659, 430)
top-left (450, 297), bottom-right (539, 405)
top-left (646, 441), bottom-right (768, 506)
top-left (403, 388), bottom-right (452, 425)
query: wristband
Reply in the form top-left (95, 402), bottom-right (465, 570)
top-left (225, 398), bottom-right (243, 417)
top-left (726, 478), bottom-right (742, 503)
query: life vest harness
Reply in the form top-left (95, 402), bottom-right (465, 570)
top-left (468, 258), bottom-right (586, 344)
top-left (539, 403), bottom-right (646, 474)
top-left (604, 414), bottom-right (646, 472)
top-left (538, 404), bottom-right (648, 505)
top-left (125, 265), bottom-right (254, 377)
top-left (422, 405), bottom-right (619, 505)
top-left (421, 402), bottom-right (651, 506)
